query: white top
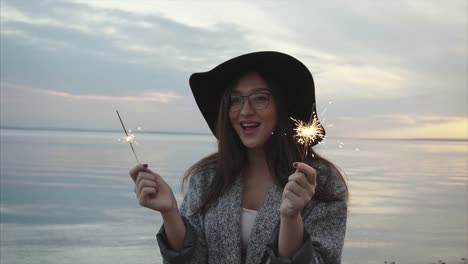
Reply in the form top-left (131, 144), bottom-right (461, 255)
top-left (240, 207), bottom-right (258, 252)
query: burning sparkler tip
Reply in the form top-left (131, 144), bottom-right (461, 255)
top-left (116, 110), bottom-right (141, 164)
top-left (291, 114), bottom-right (325, 161)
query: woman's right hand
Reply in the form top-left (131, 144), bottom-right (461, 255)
top-left (129, 164), bottom-right (177, 213)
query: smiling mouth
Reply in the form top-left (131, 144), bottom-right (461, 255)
top-left (240, 122), bottom-right (260, 133)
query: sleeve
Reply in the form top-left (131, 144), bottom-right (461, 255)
top-left (265, 163), bottom-right (348, 264)
top-left (155, 171), bottom-right (209, 264)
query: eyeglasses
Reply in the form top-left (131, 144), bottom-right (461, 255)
top-left (229, 93), bottom-right (271, 112)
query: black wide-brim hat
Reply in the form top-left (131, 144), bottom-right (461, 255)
top-left (189, 51), bottom-right (325, 144)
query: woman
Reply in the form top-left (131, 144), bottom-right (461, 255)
top-left (129, 51), bottom-right (348, 264)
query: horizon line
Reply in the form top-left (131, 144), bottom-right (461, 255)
top-left (0, 125), bottom-right (211, 136)
top-left (1, 125), bottom-right (467, 142)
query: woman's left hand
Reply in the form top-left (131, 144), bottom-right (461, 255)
top-left (280, 162), bottom-right (317, 218)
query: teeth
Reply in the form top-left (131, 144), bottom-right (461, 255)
top-left (242, 124), bottom-right (258, 127)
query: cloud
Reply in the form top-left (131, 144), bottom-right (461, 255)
top-left (366, 115), bottom-right (468, 139)
top-left (0, 81), bottom-right (208, 133)
top-left (368, 114), bottom-right (466, 126)
top-left (331, 114), bottom-right (468, 139)
top-left (46, 89), bottom-right (181, 103)
top-left (0, 4), bottom-right (94, 34)
top-left (374, 119), bottom-right (467, 139)
top-left (0, 0), bottom-right (252, 69)
top-left (316, 64), bottom-right (408, 99)
top-left (1, 82), bottom-right (181, 103)
top-left (66, 0), bottom-right (293, 36)
top-left (0, 0), bottom-right (259, 98)
top-left (0, 0), bottom-right (466, 138)
top-left (255, 1), bottom-right (466, 96)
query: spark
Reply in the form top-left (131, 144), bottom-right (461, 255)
top-left (118, 127), bottom-right (144, 143)
top-left (116, 110), bottom-right (141, 164)
top-left (291, 115), bottom-right (325, 145)
top-left (291, 100), bottom-right (360, 160)
top-left (119, 129), bottom-right (136, 143)
top-left (291, 112), bottom-right (325, 160)
top-left (320, 101), bottom-right (333, 116)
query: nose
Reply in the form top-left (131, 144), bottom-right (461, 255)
top-left (239, 98), bottom-right (254, 115)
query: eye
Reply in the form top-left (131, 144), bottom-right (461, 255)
top-left (230, 95), bottom-right (242, 105)
top-left (251, 93), bottom-right (269, 103)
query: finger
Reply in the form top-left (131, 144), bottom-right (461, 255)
top-left (289, 173), bottom-right (315, 196)
top-left (136, 171), bottom-right (157, 183)
top-left (288, 172), bottom-right (310, 189)
top-left (144, 168), bottom-right (162, 182)
top-left (282, 187), bottom-right (303, 207)
top-left (135, 172), bottom-right (157, 191)
top-left (135, 170), bottom-right (162, 185)
top-left (285, 180), bottom-right (311, 202)
top-left (136, 178), bottom-right (157, 196)
top-left (129, 164), bottom-right (149, 182)
top-left (138, 187), bottom-right (157, 206)
top-left (293, 162), bottom-right (317, 185)
top-left (282, 187), bottom-right (297, 201)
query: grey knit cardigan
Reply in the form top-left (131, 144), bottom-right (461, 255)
top-left (156, 159), bottom-right (348, 264)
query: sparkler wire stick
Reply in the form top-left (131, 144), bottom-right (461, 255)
top-left (302, 108), bottom-right (315, 160)
top-left (116, 110), bottom-right (140, 164)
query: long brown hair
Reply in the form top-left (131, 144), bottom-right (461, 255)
top-left (183, 71), bottom-right (348, 215)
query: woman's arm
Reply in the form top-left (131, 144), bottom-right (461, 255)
top-left (267, 200), bottom-right (347, 264)
top-left (278, 213), bottom-right (304, 256)
top-left (156, 170), bottom-right (210, 263)
top-left (278, 162), bottom-right (316, 256)
top-left (129, 164), bottom-right (187, 251)
top-left (161, 209), bottom-right (186, 252)
top-left (268, 161), bottom-right (347, 263)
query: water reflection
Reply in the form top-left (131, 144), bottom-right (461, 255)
top-left (0, 129), bottom-right (466, 264)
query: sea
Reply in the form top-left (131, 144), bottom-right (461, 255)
top-left (0, 128), bottom-right (466, 264)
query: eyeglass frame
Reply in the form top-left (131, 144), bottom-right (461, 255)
top-left (228, 92), bottom-right (272, 112)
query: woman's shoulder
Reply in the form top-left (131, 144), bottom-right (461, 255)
top-left (183, 153), bottom-right (217, 189)
top-left (309, 158), bottom-right (347, 202)
top-left (309, 158), bottom-right (332, 176)
top-left (185, 164), bottom-right (216, 192)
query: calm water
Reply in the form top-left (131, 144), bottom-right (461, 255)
top-left (0, 128), bottom-right (466, 264)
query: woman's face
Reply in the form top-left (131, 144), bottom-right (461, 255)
top-left (229, 72), bottom-right (277, 150)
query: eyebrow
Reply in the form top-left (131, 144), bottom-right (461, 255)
top-left (231, 87), bottom-right (270, 94)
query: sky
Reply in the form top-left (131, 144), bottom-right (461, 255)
top-left (0, 0), bottom-right (467, 139)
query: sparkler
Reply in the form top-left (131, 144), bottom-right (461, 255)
top-left (116, 110), bottom-right (140, 164)
top-left (292, 101), bottom-right (360, 159)
top-left (291, 105), bottom-right (325, 161)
